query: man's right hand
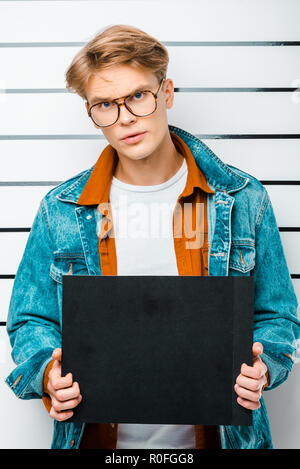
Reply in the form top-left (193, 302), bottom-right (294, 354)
top-left (46, 348), bottom-right (82, 421)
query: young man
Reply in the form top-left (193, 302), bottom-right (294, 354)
top-left (5, 24), bottom-right (300, 450)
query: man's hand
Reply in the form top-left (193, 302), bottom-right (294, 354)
top-left (234, 342), bottom-right (268, 410)
top-left (46, 348), bottom-right (82, 421)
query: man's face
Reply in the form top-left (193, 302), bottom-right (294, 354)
top-left (85, 64), bottom-right (174, 161)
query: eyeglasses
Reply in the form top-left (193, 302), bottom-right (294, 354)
top-left (86, 77), bottom-right (166, 128)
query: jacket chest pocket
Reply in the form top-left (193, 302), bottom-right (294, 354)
top-left (50, 252), bottom-right (88, 284)
top-left (228, 240), bottom-right (256, 275)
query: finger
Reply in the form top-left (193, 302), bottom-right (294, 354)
top-left (237, 397), bottom-right (261, 410)
top-left (52, 394), bottom-right (82, 413)
top-left (55, 382), bottom-right (81, 402)
top-left (236, 374), bottom-right (261, 392)
top-left (52, 348), bottom-right (62, 361)
top-left (241, 362), bottom-right (265, 380)
top-left (253, 357), bottom-right (268, 375)
top-left (234, 384), bottom-right (261, 403)
top-left (47, 360), bottom-right (63, 389)
top-left (49, 406), bottom-right (74, 422)
top-left (252, 342), bottom-right (263, 357)
top-left (50, 357), bottom-right (62, 376)
top-left (50, 372), bottom-right (73, 391)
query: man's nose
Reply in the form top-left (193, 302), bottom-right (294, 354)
top-left (118, 102), bottom-right (137, 124)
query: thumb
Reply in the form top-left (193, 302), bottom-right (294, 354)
top-left (252, 342), bottom-right (263, 358)
top-left (52, 348), bottom-right (62, 362)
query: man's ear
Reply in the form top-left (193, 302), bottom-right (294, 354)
top-left (164, 78), bottom-right (175, 110)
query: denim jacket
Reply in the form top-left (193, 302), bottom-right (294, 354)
top-left (5, 124), bottom-right (300, 449)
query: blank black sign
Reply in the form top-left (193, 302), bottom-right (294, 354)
top-left (62, 275), bottom-right (253, 425)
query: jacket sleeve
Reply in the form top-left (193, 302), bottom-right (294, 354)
top-left (5, 197), bottom-right (61, 400)
top-left (253, 188), bottom-right (300, 390)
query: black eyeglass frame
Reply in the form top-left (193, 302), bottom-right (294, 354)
top-left (85, 77), bottom-right (166, 128)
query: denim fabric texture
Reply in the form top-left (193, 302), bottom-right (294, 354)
top-left (5, 124), bottom-right (300, 449)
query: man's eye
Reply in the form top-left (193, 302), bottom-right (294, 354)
top-left (133, 91), bottom-right (144, 99)
top-left (100, 102), bottom-right (112, 108)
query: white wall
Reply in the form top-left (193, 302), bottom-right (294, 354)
top-left (0, 0), bottom-right (299, 449)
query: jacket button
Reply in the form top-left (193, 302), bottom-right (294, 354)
top-left (69, 439), bottom-right (75, 448)
top-left (110, 423), bottom-right (115, 428)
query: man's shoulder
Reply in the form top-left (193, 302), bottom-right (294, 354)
top-left (224, 164), bottom-right (271, 227)
top-left (42, 166), bottom-right (94, 206)
top-left (226, 163), bottom-right (267, 197)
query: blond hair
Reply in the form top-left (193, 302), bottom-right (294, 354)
top-left (65, 24), bottom-right (169, 100)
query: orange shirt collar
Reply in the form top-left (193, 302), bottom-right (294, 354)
top-left (77, 130), bottom-right (215, 209)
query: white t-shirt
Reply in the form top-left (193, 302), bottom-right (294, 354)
top-left (110, 158), bottom-right (187, 276)
top-left (109, 158), bottom-right (195, 449)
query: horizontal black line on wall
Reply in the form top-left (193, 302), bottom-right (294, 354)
top-left (1, 227), bottom-right (300, 233)
top-left (199, 134), bottom-right (300, 139)
top-left (261, 181), bottom-right (300, 185)
top-left (0, 228), bottom-right (31, 232)
top-left (1, 180), bottom-right (300, 187)
top-left (4, 87), bottom-right (300, 93)
top-left (1, 41), bottom-right (300, 48)
top-left (1, 134), bottom-right (300, 140)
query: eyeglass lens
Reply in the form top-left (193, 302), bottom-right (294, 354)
top-left (90, 90), bottom-right (157, 126)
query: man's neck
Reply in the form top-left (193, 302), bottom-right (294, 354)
top-left (113, 131), bottom-right (184, 186)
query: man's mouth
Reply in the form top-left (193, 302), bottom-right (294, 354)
top-left (122, 131), bottom-right (146, 140)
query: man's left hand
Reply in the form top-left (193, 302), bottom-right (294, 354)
top-left (234, 342), bottom-right (268, 410)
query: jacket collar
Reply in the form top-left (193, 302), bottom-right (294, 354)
top-left (56, 124), bottom-right (249, 205)
top-left (168, 125), bottom-right (249, 193)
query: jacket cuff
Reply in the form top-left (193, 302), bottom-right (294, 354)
top-left (5, 348), bottom-right (54, 399)
top-left (260, 351), bottom-right (291, 390)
